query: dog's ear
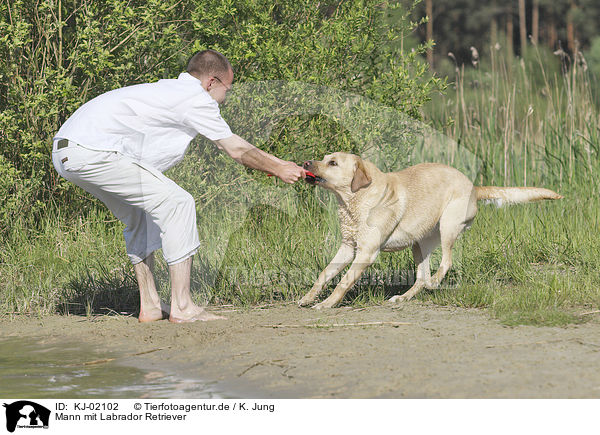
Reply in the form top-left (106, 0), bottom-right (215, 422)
top-left (351, 158), bottom-right (372, 193)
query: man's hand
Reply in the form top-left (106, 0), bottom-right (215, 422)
top-left (275, 161), bottom-right (306, 184)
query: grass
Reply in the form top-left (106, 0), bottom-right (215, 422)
top-left (426, 44), bottom-right (599, 191)
top-left (417, 42), bottom-right (600, 325)
top-left (2, 186), bottom-right (598, 326)
top-left (426, 198), bottom-right (600, 326)
top-left (2, 44), bottom-right (600, 326)
top-left (0, 209), bottom-right (138, 316)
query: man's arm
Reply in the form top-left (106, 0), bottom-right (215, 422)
top-left (214, 134), bottom-right (305, 184)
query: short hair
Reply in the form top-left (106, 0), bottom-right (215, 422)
top-left (186, 49), bottom-right (233, 78)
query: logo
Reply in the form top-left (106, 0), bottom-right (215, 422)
top-left (3, 401), bottom-right (50, 433)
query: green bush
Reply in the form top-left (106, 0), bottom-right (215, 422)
top-left (0, 0), bottom-right (443, 233)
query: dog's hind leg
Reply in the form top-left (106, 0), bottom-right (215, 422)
top-left (299, 243), bottom-right (355, 306)
top-left (312, 246), bottom-right (380, 309)
top-left (389, 231), bottom-right (439, 302)
top-left (429, 197), bottom-right (476, 288)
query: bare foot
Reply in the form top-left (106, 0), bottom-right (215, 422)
top-left (169, 305), bottom-right (226, 323)
top-left (138, 301), bottom-right (171, 323)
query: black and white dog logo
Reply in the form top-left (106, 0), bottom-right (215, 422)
top-left (3, 401), bottom-right (50, 433)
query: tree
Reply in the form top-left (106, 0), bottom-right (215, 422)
top-left (566, 0), bottom-right (577, 53)
top-left (491, 0), bottom-right (499, 46)
top-left (426, 0), bottom-right (434, 68)
top-left (506, 2), bottom-right (514, 57)
top-left (518, 0), bottom-right (527, 54)
top-left (532, 0), bottom-right (539, 44)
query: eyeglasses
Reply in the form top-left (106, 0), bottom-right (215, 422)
top-left (213, 76), bottom-right (232, 91)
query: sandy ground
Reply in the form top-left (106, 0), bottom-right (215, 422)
top-left (2, 302), bottom-right (600, 398)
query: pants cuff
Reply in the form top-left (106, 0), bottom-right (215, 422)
top-left (165, 245), bottom-right (200, 266)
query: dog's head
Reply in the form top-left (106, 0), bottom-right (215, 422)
top-left (303, 152), bottom-right (372, 194)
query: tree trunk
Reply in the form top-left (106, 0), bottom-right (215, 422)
top-left (548, 15), bottom-right (557, 49)
top-left (532, 0), bottom-right (539, 45)
top-left (491, 0), bottom-right (498, 47)
top-left (566, 0), bottom-right (576, 54)
top-left (426, 0), bottom-right (434, 68)
top-left (518, 0), bottom-right (527, 55)
top-left (506, 4), bottom-right (514, 58)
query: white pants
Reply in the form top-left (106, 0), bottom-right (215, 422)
top-left (52, 140), bottom-right (200, 265)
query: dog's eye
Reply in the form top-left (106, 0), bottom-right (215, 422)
top-left (328, 160), bottom-right (337, 166)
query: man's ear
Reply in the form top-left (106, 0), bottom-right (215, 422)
top-left (351, 158), bottom-right (372, 192)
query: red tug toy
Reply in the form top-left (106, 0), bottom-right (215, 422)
top-left (304, 170), bottom-right (317, 182)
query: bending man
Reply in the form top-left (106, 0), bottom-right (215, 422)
top-left (52, 49), bottom-right (305, 323)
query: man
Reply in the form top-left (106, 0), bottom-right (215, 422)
top-left (52, 49), bottom-right (305, 323)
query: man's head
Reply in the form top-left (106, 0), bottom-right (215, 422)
top-left (187, 49), bottom-right (233, 104)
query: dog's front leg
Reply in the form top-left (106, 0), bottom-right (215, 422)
top-left (299, 243), bottom-right (355, 306)
top-left (313, 247), bottom-right (380, 309)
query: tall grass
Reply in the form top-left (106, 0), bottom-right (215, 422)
top-left (426, 44), bottom-right (600, 192)
top-left (420, 43), bottom-right (600, 324)
top-left (2, 44), bottom-right (599, 326)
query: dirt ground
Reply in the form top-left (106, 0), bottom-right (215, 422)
top-left (2, 302), bottom-right (600, 398)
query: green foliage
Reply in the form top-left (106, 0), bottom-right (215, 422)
top-left (0, 0), bottom-right (442, 233)
top-left (0, 0), bottom-right (192, 232)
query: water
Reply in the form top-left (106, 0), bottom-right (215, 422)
top-left (0, 338), bottom-right (228, 399)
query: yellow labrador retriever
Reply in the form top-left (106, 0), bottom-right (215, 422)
top-left (299, 152), bottom-right (562, 309)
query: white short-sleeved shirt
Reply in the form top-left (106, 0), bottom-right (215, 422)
top-left (54, 72), bottom-right (233, 172)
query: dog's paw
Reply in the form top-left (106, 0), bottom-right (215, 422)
top-left (298, 297), bottom-right (315, 307)
top-left (313, 297), bottom-right (340, 309)
top-left (312, 302), bottom-right (331, 310)
top-left (388, 294), bottom-right (411, 304)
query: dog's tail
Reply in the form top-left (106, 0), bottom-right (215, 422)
top-left (475, 186), bottom-right (563, 207)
